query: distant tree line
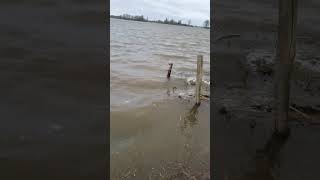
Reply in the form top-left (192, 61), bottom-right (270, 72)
top-left (113, 14), bottom-right (148, 22)
top-left (111, 14), bottom-right (210, 29)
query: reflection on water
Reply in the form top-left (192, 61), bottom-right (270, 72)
top-left (180, 103), bottom-right (200, 136)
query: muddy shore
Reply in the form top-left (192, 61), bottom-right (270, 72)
top-left (111, 98), bottom-right (210, 180)
top-left (213, 0), bottom-right (320, 179)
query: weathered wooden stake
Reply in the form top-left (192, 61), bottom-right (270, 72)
top-left (274, 0), bottom-right (297, 134)
top-left (195, 55), bottom-right (203, 105)
top-left (167, 63), bottom-right (173, 79)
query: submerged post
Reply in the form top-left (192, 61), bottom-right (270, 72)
top-left (274, 0), bottom-right (297, 134)
top-left (195, 55), bottom-right (203, 105)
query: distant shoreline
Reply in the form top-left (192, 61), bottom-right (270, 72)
top-left (110, 16), bottom-right (210, 29)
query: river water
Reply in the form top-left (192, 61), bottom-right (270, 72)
top-left (110, 18), bottom-right (210, 110)
top-left (110, 18), bottom-right (210, 179)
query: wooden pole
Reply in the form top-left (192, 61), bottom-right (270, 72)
top-left (195, 55), bottom-right (203, 105)
top-left (274, 0), bottom-right (297, 134)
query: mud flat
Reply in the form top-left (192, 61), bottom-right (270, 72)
top-left (213, 0), bottom-right (320, 179)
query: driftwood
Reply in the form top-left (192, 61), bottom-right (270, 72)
top-left (289, 105), bottom-right (320, 125)
top-left (289, 105), bottom-right (311, 120)
top-left (214, 34), bottom-right (240, 43)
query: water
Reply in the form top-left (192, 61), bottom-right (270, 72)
top-left (110, 18), bottom-right (210, 179)
top-left (110, 18), bottom-right (210, 110)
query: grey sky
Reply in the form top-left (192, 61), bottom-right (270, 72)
top-left (111, 0), bottom-right (210, 26)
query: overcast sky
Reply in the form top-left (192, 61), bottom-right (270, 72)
top-left (111, 0), bottom-right (210, 26)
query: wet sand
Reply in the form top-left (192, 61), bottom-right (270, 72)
top-left (0, 1), bottom-right (107, 179)
top-left (213, 0), bottom-right (320, 179)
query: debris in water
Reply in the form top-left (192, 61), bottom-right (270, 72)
top-left (186, 77), bottom-right (210, 87)
top-left (186, 77), bottom-right (196, 85)
top-left (202, 80), bottom-right (210, 86)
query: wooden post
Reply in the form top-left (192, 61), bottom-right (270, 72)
top-left (195, 55), bottom-right (203, 105)
top-left (167, 63), bottom-right (173, 79)
top-left (274, 0), bottom-right (297, 134)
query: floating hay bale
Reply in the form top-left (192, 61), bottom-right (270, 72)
top-left (186, 77), bottom-right (210, 87)
top-left (186, 77), bottom-right (196, 85)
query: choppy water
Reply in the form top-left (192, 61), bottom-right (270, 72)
top-left (110, 18), bottom-right (210, 179)
top-left (110, 18), bottom-right (210, 111)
